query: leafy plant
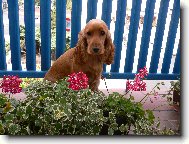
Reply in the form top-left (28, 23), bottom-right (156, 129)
top-left (20, 78), bottom-right (43, 89)
top-left (0, 79), bottom-right (107, 135)
top-left (0, 76), bottom-right (176, 135)
top-left (5, 42), bottom-right (10, 55)
top-left (35, 0), bottom-right (40, 6)
top-left (100, 92), bottom-right (156, 135)
top-left (170, 78), bottom-right (180, 95)
top-left (0, 68), bottom-right (178, 135)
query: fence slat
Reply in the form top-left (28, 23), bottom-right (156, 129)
top-left (173, 42), bottom-right (180, 74)
top-left (149, 0), bottom-right (169, 73)
top-left (56, 0), bottom-right (66, 58)
top-left (101, 0), bottom-right (112, 72)
top-left (7, 0), bottom-right (21, 70)
top-left (102, 72), bottom-right (180, 80)
top-left (70, 0), bottom-right (82, 48)
top-left (110, 0), bottom-right (127, 72)
top-left (161, 0), bottom-right (180, 73)
top-left (86, 0), bottom-right (98, 23)
top-left (137, 0), bottom-right (156, 71)
top-left (24, 0), bottom-right (36, 71)
top-left (0, 0), bottom-right (6, 70)
top-left (0, 71), bottom-right (179, 80)
top-left (124, 0), bottom-right (142, 73)
top-left (0, 0), bottom-right (180, 80)
top-left (40, 0), bottom-right (51, 71)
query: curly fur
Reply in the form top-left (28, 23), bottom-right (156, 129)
top-left (44, 19), bottom-right (115, 91)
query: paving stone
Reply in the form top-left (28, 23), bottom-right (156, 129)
top-left (153, 111), bottom-right (180, 121)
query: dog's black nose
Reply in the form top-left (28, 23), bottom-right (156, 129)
top-left (93, 47), bottom-right (99, 53)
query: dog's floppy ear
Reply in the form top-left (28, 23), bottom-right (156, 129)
top-left (103, 30), bottom-right (115, 65)
top-left (75, 29), bottom-right (88, 64)
top-left (78, 29), bottom-right (85, 40)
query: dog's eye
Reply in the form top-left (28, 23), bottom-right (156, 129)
top-left (101, 31), bottom-right (105, 36)
top-left (87, 31), bottom-right (91, 36)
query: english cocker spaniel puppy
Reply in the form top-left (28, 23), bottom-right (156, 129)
top-left (44, 19), bottom-right (115, 91)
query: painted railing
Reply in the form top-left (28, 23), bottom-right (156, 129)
top-left (0, 0), bottom-right (180, 80)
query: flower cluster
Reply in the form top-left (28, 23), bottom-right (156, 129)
top-left (0, 75), bottom-right (22, 94)
top-left (126, 67), bottom-right (148, 91)
top-left (67, 72), bottom-right (88, 90)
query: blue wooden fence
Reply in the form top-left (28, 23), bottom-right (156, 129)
top-left (0, 0), bottom-right (180, 80)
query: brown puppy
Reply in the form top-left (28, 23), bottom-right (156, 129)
top-left (44, 19), bottom-right (115, 91)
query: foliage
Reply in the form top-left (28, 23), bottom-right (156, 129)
top-left (0, 78), bottom-right (176, 135)
top-left (20, 78), bottom-right (43, 89)
top-left (0, 79), bottom-right (106, 135)
top-left (5, 42), bottom-right (10, 55)
top-left (18, 0), bottom-right (24, 6)
top-left (100, 92), bottom-right (157, 135)
top-left (35, 0), bottom-right (40, 6)
top-left (170, 78), bottom-right (180, 95)
top-left (66, 0), bottom-right (72, 11)
top-left (19, 25), bottom-right (41, 54)
top-left (133, 118), bottom-right (175, 135)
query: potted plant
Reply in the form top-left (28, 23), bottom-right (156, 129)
top-left (0, 71), bottom-right (176, 135)
top-left (170, 78), bottom-right (180, 105)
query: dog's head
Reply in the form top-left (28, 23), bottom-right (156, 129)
top-left (76, 19), bottom-right (115, 65)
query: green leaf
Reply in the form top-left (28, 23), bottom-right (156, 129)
top-left (8, 124), bottom-right (21, 135)
top-left (55, 122), bottom-right (62, 131)
top-left (44, 115), bottom-right (51, 123)
top-left (108, 128), bottom-right (114, 135)
top-left (49, 126), bottom-right (57, 135)
top-left (3, 102), bottom-right (14, 113)
top-left (156, 121), bottom-right (160, 128)
top-left (26, 105), bottom-right (33, 114)
top-left (161, 82), bottom-right (165, 85)
top-left (35, 119), bottom-right (42, 127)
top-left (103, 117), bottom-right (108, 123)
top-left (0, 96), bottom-right (8, 107)
top-left (119, 124), bottom-right (125, 133)
top-left (110, 123), bottom-right (118, 131)
top-left (0, 108), bottom-right (3, 113)
top-left (157, 86), bottom-right (160, 90)
top-left (0, 121), bottom-right (5, 134)
top-left (4, 113), bottom-right (14, 122)
top-left (146, 110), bottom-right (155, 124)
top-left (16, 107), bottom-right (25, 117)
top-left (52, 104), bottom-right (59, 111)
top-left (22, 114), bottom-right (29, 120)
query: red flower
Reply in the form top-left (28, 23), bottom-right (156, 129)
top-left (126, 67), bottom-right (148, 91)
top-left (126, 80), bottom-right (133, 91)
top-left (0, 75), bottom-right (22, 94)
top-left (138, 66), bottom-right (148, 79)
top-left (67, 72), bottom-right (88, 90)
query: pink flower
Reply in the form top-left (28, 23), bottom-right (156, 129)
top-left (138, 66), bottom-right (148, 79)
top-left (0, 75), bottom-right (22, 94)
top-left (154, 92), bottom-right (158, 96)
top-left (139, 81), bottom-right (146, 91)
top-left (126, 67), bottom-right (148, 91)
top-left (67, 72), bottom-right (88, 90)
top-left (126, 80), bottom-right (133, 91)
